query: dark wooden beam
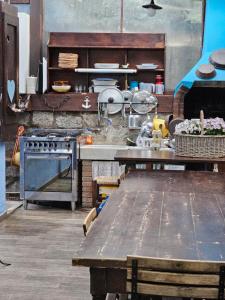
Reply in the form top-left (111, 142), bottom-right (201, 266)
top-left (30, 0), bottom-right (43, 76)
top-left (201, 0), bottom-right (206, 51)
top-left (120, 0), bottom-right (124, 33)
top-left (49, 32), bottom-right (165, 49)
top-left (28, 94), bottom-right (173, 113)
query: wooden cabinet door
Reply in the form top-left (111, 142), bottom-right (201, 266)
top-left (0, 7), bottom-right (19, 141)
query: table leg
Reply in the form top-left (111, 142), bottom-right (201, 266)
top-left (23, 200), bottom-right (28, 210)
top-left (90, 267), bottom-right (126, 298)
top-left (118, 294), bottom-right (127, 300)
top-left (71, 201), bottom-right (76, 211)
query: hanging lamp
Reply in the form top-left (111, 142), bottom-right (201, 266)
top-left (142, 0), bottom-right (162, 10)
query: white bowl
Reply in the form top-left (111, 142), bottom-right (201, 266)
top-left (52, 85), bottom-right (71, 93)
top-left (122, 64), bottom-right (129, 69)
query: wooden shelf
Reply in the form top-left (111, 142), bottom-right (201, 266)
top-left (75, 68), bottom-right (137, 74)
top-left (137, 68), bottom-right (165, 72)
top-left (43, 32), bottom-right (167, 113)
top-left (28, 93), bottom-right (174, 113)
top-left (47, 33), bottom-right (166, 91)
top-left (48, 67), bottom-right (75, 71)
top-left (49, 67), bottom-right (165, 73)
top-left (48, 33), bottom-right (165, 49)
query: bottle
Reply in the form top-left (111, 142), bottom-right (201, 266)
top-left (155, 75), bottom-right (164, 95)
top-left (151, 129), bottom-right (162, 151)
top-left (155, 74), bottom-right (163, 84)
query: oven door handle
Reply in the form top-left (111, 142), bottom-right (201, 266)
top-left (26, 154), bottom-right (71, 160)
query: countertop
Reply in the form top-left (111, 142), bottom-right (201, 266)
top-left (78, 144), bottom-right (142, 160)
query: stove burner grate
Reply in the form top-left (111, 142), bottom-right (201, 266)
top-left (27, 128), bottom-right (82, 138)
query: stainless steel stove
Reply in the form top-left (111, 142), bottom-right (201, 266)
top-left (20, 129), bottom-right (81, 211)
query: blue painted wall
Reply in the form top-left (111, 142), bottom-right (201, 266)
top-left (0, 143), bottom-right (5, 216)
top-left (175, 0), bottom-right (225, 94)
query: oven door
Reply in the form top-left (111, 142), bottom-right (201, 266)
top-left (23, 153), bottom-right (75, 201)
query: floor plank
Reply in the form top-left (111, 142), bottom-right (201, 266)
top-left (0, 204), bottom-right (91, 300)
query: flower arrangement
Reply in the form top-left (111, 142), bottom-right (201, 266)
top-left (204, 118), bottom-right (225, 135)
top-left (174, 113), bottom-right (225, 158)
top-left (175, 117), bottom-right (225, 136)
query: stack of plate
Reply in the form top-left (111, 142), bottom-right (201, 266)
top-left (92, 78), bottom-right (118, 93)
top-left (136, 63), bottom-right (158, 70)
top-left (58, 53), bottom-right (78, 69)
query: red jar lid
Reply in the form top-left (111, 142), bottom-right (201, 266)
top-left (155, 74), bottom-right (163, 84)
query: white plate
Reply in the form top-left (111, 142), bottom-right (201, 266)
top-left (92, 78), bottom-right (118, 86)
top-left (136, 65), bottom-right (158, 70)
top-left (141, 63), bottom-right (157, 67)
top-left (94, 63), bottom-right (119, 69)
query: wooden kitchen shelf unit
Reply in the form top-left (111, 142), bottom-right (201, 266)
top-left (29, 32), bottom-right (173, 112)
top-left (47, 32), bottom-right (166, 92)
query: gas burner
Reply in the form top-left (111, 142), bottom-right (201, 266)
top-left (32, 132), bottom-right (64, 138)
top-left (28, 128), bottom-right (82, 138)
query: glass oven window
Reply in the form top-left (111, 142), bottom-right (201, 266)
top-left (24, 154), bottom-right (72, 192)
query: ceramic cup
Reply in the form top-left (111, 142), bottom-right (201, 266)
top-left (130, 81), bottom-right (139, 91)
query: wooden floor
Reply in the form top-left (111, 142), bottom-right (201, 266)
top-left (0, 203), bottom-right (91, 300)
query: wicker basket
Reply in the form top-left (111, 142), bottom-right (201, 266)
top-left (175, 134), bottom-right (225, 158)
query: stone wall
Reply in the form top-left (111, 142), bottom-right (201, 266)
top-left (5, 110), bottom-right (132, 194)
top-left (13, 111), bottom-right (130, 145)
top-left (5, 108), bottom-right (142, 193)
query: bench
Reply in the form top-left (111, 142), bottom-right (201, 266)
top-left (127, 255), bottom-right (225, 300)
top-left (83, 208), bottom-right (97, 236)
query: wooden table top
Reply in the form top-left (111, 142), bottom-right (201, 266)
top-left (115, 149), bottom-right (225, 164)
top-left (73, 171), bottom-right (225, 268)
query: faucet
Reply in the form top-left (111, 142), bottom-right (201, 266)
top-left (101, 117), bottom-right (112, 127)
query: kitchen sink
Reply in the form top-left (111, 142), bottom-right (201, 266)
top-left (79, 144), bottom-right (141, 160)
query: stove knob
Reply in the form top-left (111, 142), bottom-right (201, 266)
top-left (54, 143), bottom-right (57, 149)
top-left (44, 143), bottom-right (47, 148)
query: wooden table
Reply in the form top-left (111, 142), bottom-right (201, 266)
top-left (73, 170), bottom-right (225, 299)
top-left (115, 149), bottom-right (225, 165)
